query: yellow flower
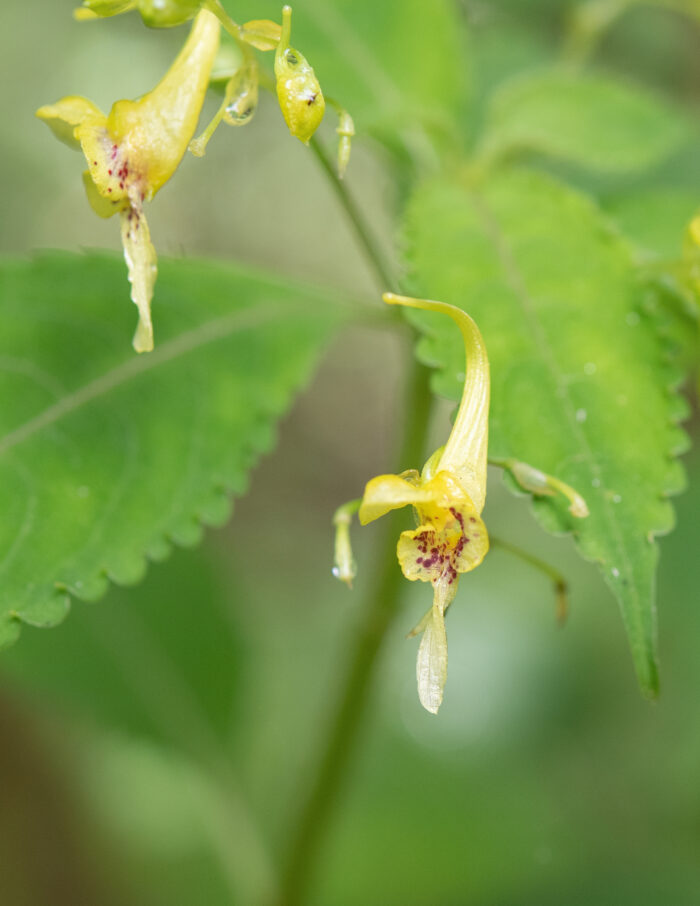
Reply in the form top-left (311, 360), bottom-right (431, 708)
top-left (359, 293), bottom-right (490, 714)
top-left (36, 10), bottom-right (220, 352)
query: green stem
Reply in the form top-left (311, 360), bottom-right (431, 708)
top-left (489, 536), bottom-right (569, 624)
top-left (277, 352), bottom-right (433, 906)
top-left (308, 134), bottom-right (396, 291)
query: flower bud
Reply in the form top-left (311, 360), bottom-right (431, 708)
top-left (502, 458), bottom-right (589, 518)
top-left (223, 62), bottom-right (259, 126)
top-left (332, 501), bottom-right (359, 588)
top-left (274, 6), bottom-right (325, 144)
top-left (138, 0), bottom-right (200, 28)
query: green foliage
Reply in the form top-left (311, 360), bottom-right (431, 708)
top-left (226, 0), bottom-right (468, 154)
top-left (478, 68), bottom-right (692, 174)
top-left (0, 253), bottom-right (342, 648)
top-left (605, 187), bottom-right (699, 260)
top-left (403, 166), bottom-right (690, 695)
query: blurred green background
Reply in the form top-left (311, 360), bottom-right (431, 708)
top-left (2, 1), bottom-right (700, 904)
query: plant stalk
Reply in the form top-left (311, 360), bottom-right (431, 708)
top-left (308, 134), bottom-right (396, 291)
top-left (277, 351), bottom-right (433, 906)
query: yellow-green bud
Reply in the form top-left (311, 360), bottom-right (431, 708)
top-left (503, 458), bottom-right (589, 518)
top-left (138, 0), bottom-right (200, 28)
top-left (274, 6), bottom-right (325, 144)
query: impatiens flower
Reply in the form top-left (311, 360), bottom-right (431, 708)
top-left (275, 5), bottom-right (325, 144)
top-left (37, 9), bottom-right (220, 352)
top-left (359, 293), bottom-right (491, 714)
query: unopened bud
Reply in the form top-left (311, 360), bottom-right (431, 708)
top-left (223, 62), bottom-right (259, 126)
top-left (505, 458), bottom-right (589, 518)
top-left (275, 6), bottom-right (325, 144)
top-left (138, 0), bottom-right (200, 28)
top-left (332, 501), bottom-right (360, 588)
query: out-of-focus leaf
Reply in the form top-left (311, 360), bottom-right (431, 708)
top-left (478, 68), bottom-right (691, 174)
top-left (224, 0), bottom-right (469, 160)
top-left (604, 187), bottom-right (697, 260)
top-left (403, 166), bottom-right (690, 696)
top-left (0, 252), bottom-right (342, 648)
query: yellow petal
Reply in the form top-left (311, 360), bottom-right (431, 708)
top-left (82, 170), bottom-right (124, 218)
top-left (36, 96), bottom-right (104, 150)
top-left (397, 509), bottom-right (488, 584)
top-left (416, 605), bottom-right (448, 714)
top-left (75, 117), bottom-right (131, 206)
top-left (358, 473), bottom-right (438, 526)
top-left (396, 474), bottom-right (489, 585)
top-left (120, 207), bottom-right (157, 353)
top-left (101, 9), bottom-right (220, 198)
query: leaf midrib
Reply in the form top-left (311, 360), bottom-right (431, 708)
top-left (0, 305), bottom-right (293, 457)
top-left (468, 182), bottom-right (647, 643)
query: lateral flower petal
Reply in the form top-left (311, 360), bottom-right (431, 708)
top-left (36, 96), bottom-right (103, 150)
top-left (358, 471), bottom-right (432, 525)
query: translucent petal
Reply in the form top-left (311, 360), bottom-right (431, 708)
top-left (358, 474), bottom-right (438, 526)
top-left (36, 96), bottom-right (104, 150)
top-left (120, 207), bottom-right (157, 353)
top-left (416, 605), bottom-right (448, 714)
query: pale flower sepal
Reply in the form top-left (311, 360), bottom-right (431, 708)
top-left (120, 208), bottom-right (158, 353)
top-left (416, 603), bottom-right (449, 715)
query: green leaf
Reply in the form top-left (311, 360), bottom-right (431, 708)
top-left (604, 187), bottom-right (697, 261)
top-left (228, 0), bottom-right (469, 156)
top-left (0, 252), bottom-right (342, 648)
top-left (478, 68), bottom-right (691, 175)
top-left (402, 167), bottom-right (690, 696)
